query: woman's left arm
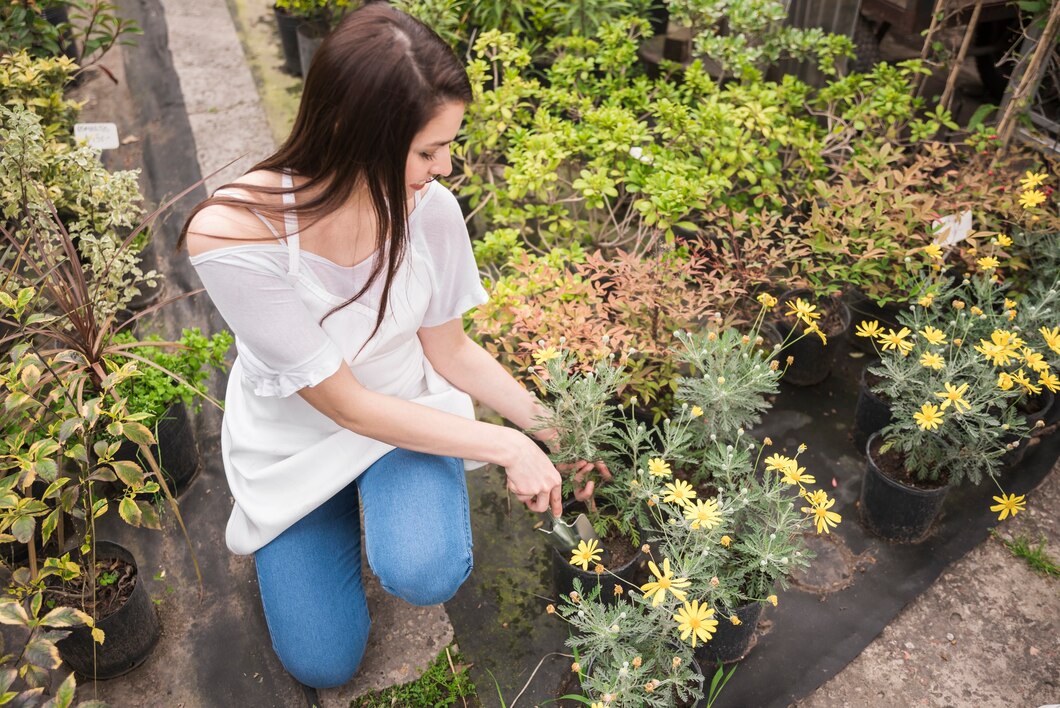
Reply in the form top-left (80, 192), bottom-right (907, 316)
top-left (418, 320), bottom-right (549, 438)
top-left (419, 321), bottom-right (610, 499)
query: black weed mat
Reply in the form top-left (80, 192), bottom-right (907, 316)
top-left (448, 343), bottom-right (1059, 708)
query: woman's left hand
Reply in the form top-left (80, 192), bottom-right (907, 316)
top-left (557, 460), bottom-right (612, 502)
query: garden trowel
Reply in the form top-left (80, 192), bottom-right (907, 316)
top-left (538, 511), bottom-right (600, 553)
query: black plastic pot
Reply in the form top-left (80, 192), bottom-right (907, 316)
top-left (297, 21), bottom-right (328, 79)
top-left (1000, 390), bottom-right (1055, 469)
top-left (860, 433), bottom-right (948, 543)
top-left (853, 366), bottom-right (893, 454)
top-left (693, 600), bottom-right (763, 665)
top-left (550, 503), bottom-right (647, 605)
top-left (56, 541), bottom-right (161, 679)
top-left (114, 401), bottom-right (200, 497)
top-left (273, 5), bottom-right (303, 76)
top-left (774, 289), bottom-right (852, 387)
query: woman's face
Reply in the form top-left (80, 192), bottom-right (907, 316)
top-left (406, 101), bottom-right (465, 196)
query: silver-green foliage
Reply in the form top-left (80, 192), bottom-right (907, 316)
top-left (556, 580), bottom-right (702, 708)
top-left (673, 325), bottom-right (782, 449)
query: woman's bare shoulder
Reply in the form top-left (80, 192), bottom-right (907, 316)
top-left (185, 170), bottom-right (284, 257)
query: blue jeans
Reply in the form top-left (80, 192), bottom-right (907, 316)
top-left (254, 448), bottom-right (473, 689)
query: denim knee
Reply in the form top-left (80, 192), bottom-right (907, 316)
top-left (374, 550), bottom-right (472, 606)
top-left (272, 619), bottom-right (370, 689)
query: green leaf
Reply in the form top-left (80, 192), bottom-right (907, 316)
top-left (0, 669), bottom-right (13, 694)
top-left (23, 637), bottom-right (61, 670)
top-left (121, 423), bottom-right (154, 446)
top-left (58, 419), bottom-right (82, 444)
top-left (49, 671), bottom-right (76, 708)
top-left (118, 497), bottom-right (141, 527)
top-left (135, 501), bottom-right (161, 530)
top-left (40, 606), bottom-right (91, 629)
top-left (0, 601), bottom-right (29, 627)
top-left (110, 460), bottom-right (143, 487)
top-left (11, 514), bottom-right (35, 544)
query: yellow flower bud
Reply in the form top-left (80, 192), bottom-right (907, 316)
top-left (641, 544), bottom-right (651, 553)
top-left (546, 604), bottom-right (555, 614)
top-left (768, 594), bottom-right (778, 606)
top-left (571, 662), bottom-right (581, 673)
top-left (632, 656), bottom-right (642, 668)
top-left (672, 656), bottom-right (682, 668)
top-left (730, 615), bottom-right (742, 626)
top-left (720, 535), bottom-right (732, 547)
top-left (613, 584), bottom-right (624, 596)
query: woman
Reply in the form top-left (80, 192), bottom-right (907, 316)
top-left (182, 2), bottom-right (602, 690)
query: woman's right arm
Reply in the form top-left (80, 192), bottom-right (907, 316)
top-left (298, 366), bottom-right (563, 515)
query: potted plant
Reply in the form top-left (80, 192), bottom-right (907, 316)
top-left (272, 0), bottom-right (355, 78)
top-left (111, 328), bottom-right (233, 496)
top-left (0, 148), bottom-right (207, 677)
top-left (771, 290), bottom-right (850, 386)
top-left (857, 268), bottom-right (1045, 542)
top-left (530, 353), bottom-right (651, 601)
top-left (638, 314), bottom-right (840, 663)
top-left (551, 579), bottom-right (712, 707)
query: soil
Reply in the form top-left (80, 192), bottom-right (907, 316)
top-left (45, 556), bottom-right (137, 621)
top-left (602, 526), bottom-right (637, 569)
top-left (868, 435), bottom-right (949, 490)
top-left (779, 293), bottom-right (847, 336)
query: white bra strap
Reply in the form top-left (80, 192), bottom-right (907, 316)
top-left (280, 171), bottom-right (300, 275)
top-left (214, 187), bottom-right (285, 242)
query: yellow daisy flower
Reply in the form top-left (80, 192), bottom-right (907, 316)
top-left (533, 346), bottom-right (561, 364)
top-left (922, 243), bottom-right (943, 260)
top-left (913, 403), bottom-right (945, 431)
top-left (673, 600), bottom-right (717, 648)
top-left (756, 292), bottom-right (778, 309)
top-left (997, 372), bottom-right (1015, 391)
top-left (640, 558), bottom-right (690, 606)
top-left (780, 459), bottom-right (816, 486)
top-left (1039, 370), bottom-right (1059, 393)
top-left (934, 382), bottom-right (971, 413)
top-left (1018, 189), bottom-right (1046, 209)
top-left (919, 326), bottom-right (947, 345)
top-left (691, 405), bottom-right (704, 418)
top-left (801, 496), bottom-right (842, 534)
top-left (1040, 326), bottom-right (1060, 355)
top-left (764, 453), bottom-right (793, 472)
top-left (1011, 368), bottom-right (1042, 395)
top-left (990, 493), bottom-right (1026, 521)
top-left (786, 298), bottom-right (820, 325)
top-left (855, 319), bottom-right (883, 339)
top-left (683, 498), bottom-right (722, 530)
top-left (920, 351), bottom-right (945, 370)
top-left (569, 539), bottom-right (602, 571)
top-left (918, 293), bottom-right (935, 307)
top-left (664, 479), bottom-right (697, 508)
top-left (994, 234), bottom-right (1014, 247)
top-left (977, 256), bottom-right (1000, 271)
top-left (878, 327), bottom-right (914, 355)
top-left (647, 457), bottom-right (672, 478)
top-left (1019, 171), bottom-right (1048, 190)
top-left (1023, 348), bottom-right (1049, 373)
top-left (720, 535), bottom-right (732, 547)
top-left (767, 595), bottom-right (778, 607)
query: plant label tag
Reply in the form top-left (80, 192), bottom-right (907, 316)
top-left (931, 210), bottom-right (972, 247)
top-left (74, 123), bottom-right (120, 151)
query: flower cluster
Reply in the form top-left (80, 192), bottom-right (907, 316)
top-left (862, 272), bottom-right (1047, 515)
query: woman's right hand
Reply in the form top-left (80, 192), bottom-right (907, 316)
top-left (500, 429), bottom-right (563, 516)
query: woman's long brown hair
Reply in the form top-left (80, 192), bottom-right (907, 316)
top-left (180, 3), bottom-right (472, 340)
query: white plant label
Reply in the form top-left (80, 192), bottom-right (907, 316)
top-left (931, 210), bottom-right (973, 248)
top-left (74, 123), bottom-right (120, 150)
